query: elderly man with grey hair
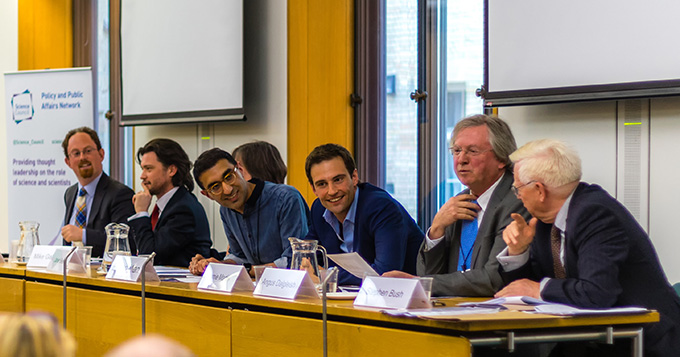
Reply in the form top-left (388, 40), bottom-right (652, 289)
top-left (496, 139), bottom-right (680, 356)
top-left (385, 114), bottom-right (529, 297)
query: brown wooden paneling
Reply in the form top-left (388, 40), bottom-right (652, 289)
top-left (18, 0), bottom-right (73, 70)
top-left (288, 0), bottom-right (354, 205)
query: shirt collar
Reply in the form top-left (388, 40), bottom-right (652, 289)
top-left (242, 178), bottom-right (265, 214)
top-left (475, 173), bottom-right (503, 212)
top-left (80, 172), bottom-right (103, 197)
top-left (554, 187), bottom-right (577, 232)
top-left (155, 186), bottom-right (180, 212)
top-left (323, 185), bottom-right (361, 225)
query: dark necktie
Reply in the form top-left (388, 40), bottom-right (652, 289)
top-left (76, 188), bottom-right (87, 228)
top-left (151, 205), bottom-right (160, 230)
top-left (551, 226), bottom-right (566, 279)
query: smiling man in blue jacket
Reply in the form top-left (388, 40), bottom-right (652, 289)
top-left (305, 143), bottom-right (424, 285)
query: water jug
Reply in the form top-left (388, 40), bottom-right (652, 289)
top-left (289, 237), bottom-right (328, 281)
top-left (101, 223), bottom-right (131, 272)
top-left (17, 221), bottom-right (40, 264)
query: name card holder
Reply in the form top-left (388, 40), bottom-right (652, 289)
top-left (46, 247), bottom-right (87, 274)
top-left (253, 268), bottom-right (319, 300)
top-left (106, 256), bottom-right (159, 282)
top-left (354, 276), bottom-right (430, 309)
top-left (27, 245), bottom-right (60, 268)
top-left (197, 263), bottom-right (254, 293)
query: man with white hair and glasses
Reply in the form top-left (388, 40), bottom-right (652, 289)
top-left (497, 139), bottom-right (680, 356)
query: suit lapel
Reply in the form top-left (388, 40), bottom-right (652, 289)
top-left (88, 174), bottom-right (109, 228)
top-left (470, 172), bottom-right (512, 266)
top-left (64, 185), bottom-right (78, 224)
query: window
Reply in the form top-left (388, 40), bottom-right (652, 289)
top-left (358, 0), bottom-right (484, 228)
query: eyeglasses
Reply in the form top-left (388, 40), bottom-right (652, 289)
top-left (207, 168), bottom-right (238, 195)
top-left (511, 180), bottom-right (537, 197)
top-left (449, 146), bottom-right (492, 157)
top-left (68, 147), bottom-right (97, 159)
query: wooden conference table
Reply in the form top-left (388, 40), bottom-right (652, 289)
top-left (0, 263), bottom-right (659, 357)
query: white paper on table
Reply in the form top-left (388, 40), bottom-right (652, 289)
top-left (533, 304), bottom-right (649, 316)
top-left (383, 306), bottom-right (502, 318)
top-left (458, 296), bottom-right (547, 308)
top-left (327, 252), bottom-right (378, 279)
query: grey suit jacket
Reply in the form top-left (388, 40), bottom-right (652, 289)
top-left (417, 171), bottom-right (529, 296)
top-left (63, 173), bottom-right (136, 257)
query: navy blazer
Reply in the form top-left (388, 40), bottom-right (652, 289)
top-left (63, 173), bottom-right (136, 257)
top-left (128, 186), bottom-right (212, 267)
top-left (306, 182), bottom-right (424, 285)
top-left (501, 183), bottom-right (680, 356)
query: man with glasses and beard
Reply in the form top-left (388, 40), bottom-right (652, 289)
top-left (128, 138), bottom-right (212, 267)
top-left (60, 127), bottom-right (136, 257)
top-left (188, 148), bottom-right (309, 276)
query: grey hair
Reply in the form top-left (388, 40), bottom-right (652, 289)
top-left (451, 114), bottom-right (517, 170)
top-left (510, 139), bottom-right (582, 187)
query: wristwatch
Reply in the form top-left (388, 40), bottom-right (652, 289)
top-left (243, 263), bottom-right (252, 274)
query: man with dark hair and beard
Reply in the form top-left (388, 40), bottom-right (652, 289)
top-left (60, 127), bottom-right (136, 257)
top-left (128, 138), bottom-right (211, 267)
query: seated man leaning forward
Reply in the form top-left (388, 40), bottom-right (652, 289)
top-left (189, 148), bottom-right (310, 276)
top-left (384, 115), bottom-right (529, 297)
top-left (128, 139), bottom-right (212, 267)
top-left (305, 144), bottom-right (424, 285)
top-left (496, 139), bottom-right (680, 356)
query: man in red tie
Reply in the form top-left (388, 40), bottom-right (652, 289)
top-left (60, 127), bottom-right (135, 257)
top-left (496, 139), bottom-right (680, 356)
top-left (128, 139), bottom-right (211, 267)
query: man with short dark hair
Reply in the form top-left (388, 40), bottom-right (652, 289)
top-left (60, 127), bottom-right (135, 257)
top-left (305, 143), bottom-right (424, 285)
top-left (189, 148), bottom-right (309, 275)
top-left (128, 138), bottom-right (211, 267)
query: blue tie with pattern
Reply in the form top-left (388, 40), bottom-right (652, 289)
top-left (457, 200), bottom-right (478, 271)
top-left (76, 188), bottom-right (87, 228)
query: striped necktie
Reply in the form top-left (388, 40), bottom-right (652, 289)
top-left (76, 188), bottom-right (87, 228)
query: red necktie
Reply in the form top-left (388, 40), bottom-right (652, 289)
top-left (151, 205), bottom-right (160, 230)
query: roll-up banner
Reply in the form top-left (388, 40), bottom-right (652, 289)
top-left (4, 68), bottom-right (93, 251)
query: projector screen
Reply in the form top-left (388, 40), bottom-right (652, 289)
top-left (483, 0), bottom-right (680, 106)
top-left (120, 0), bottom-right (244, 125)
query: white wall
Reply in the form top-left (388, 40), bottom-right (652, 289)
top-left (132, 0), bottom-right (287, 252)
top-left (0, 1), bottom-right (18, 252)
top-left (500, 98), bottom-right (680, 285)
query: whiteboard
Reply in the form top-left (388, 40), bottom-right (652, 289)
top-left (484, 0), bottom-right (680, 106)
top-left (120, 0), bottom-right (244, 125)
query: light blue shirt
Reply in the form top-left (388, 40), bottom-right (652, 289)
top-left (322, 187), bottom-right (360, 253)
top-left (68, 172), bottom-right (103, 245)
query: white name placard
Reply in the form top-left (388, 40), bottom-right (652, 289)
top-left (197, 263), bottom-right (254, 293)
top-left (354, 276), bottom-right (430, 309)
top-left (27, 245), bottom-right (60, 268)
top-left (253, 268), bottom-right (319, 300)
top-left (46, 247), bottom-right (86, 274)
top-left (105, 256), bottom-right (159, 282)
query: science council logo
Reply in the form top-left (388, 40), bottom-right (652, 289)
top-left (11, 89), bottom-right (34, 124)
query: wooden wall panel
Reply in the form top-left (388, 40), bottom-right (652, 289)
top-left (0, 277), bottom-right (24, 312)
top-left (288, 0), bottom-right (354, 204)
top-left (18, 0), bottom-right (73, 70)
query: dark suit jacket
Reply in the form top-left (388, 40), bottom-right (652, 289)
top-left (63, 173), bottom-right (136, 257)
top-left (418, 172), bottom-right (529, 297)
top-left (501, 183), bottom-right (680, 356)
top-left (128, 186), bottom-right (211, 267)
top-left (306, 183), bottom-right (424, 285)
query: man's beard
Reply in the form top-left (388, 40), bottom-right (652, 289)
top-left (78, 160), bottom-right (94, 178)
